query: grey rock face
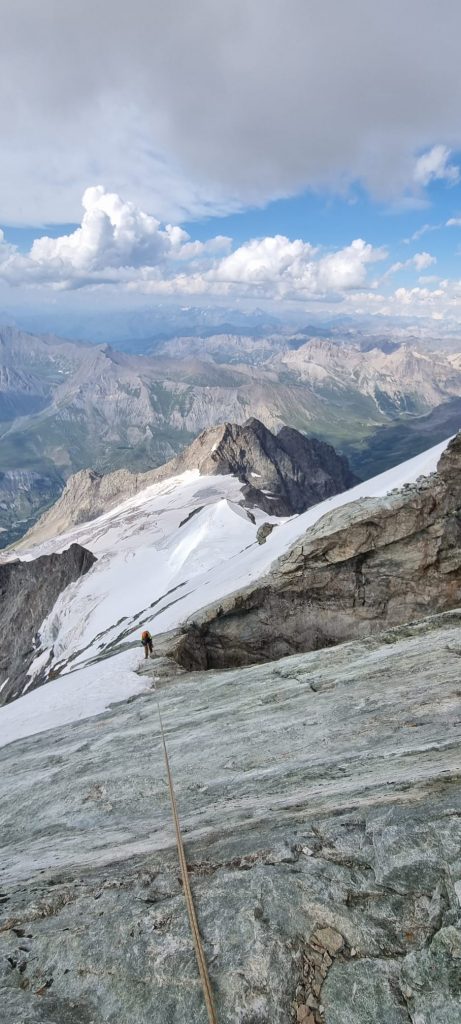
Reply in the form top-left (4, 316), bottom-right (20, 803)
top-left (174, 433), bottom-right (461, 670)
top-left (197, 418), bottom-right (359, 516)
top-left (19, 418), bottom-right (358, 547)
top-left (0, 544), bottom-right (96, 705)
top-left (256, 522), bottom-right (276, 544)
top-left (1, 612), bottom-right (461, 1022)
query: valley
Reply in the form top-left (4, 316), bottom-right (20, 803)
top-left (1, 323), bottom-right (461, 546)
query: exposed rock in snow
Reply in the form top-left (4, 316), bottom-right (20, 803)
top-left (1, 612), bottom-right (461, 1023)
top-left (0, 544), bottom-right (95, 705)
top-left (256, 521), bottom-right (277, 544)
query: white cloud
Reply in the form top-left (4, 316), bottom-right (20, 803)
top-left (413, 145), bottom-right (459, 187)
top-left (315, 239), bottom-right (387, 291)
top-left (341, 277), bottom-right (461, 321)
top-left (0, 187), bottom-right (387, 300)
top-left (394, 285), bottom-right (448, 308)
top-left (135, 236), bottom-right (387, 301)
top-left (412, 251), bottom-right (437, 271)
top-left (2, 3), bottom-right (461, 224)
top-left (29, 186), bottom-right (186, 276)
top-left (211, 236), bottom-right (317, 288)
top-left (3, 182), bottom-right (461, 323)
top-left (447, 217), bottom-right (461, 227)
top-left (0, 187), bottom-right (187, 288)
top-left (383, 251), bottom-right (437, 280)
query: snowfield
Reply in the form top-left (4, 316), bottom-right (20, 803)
top-left (0, 437), bottom-right (452, 748)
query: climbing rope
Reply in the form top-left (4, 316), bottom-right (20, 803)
top-left (152, 675), bottom-right (218, 1024)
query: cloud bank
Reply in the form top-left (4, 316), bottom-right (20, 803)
top-left (0, 187), bottom-right (388, 300)
top-left (2, 1), bottom-right (461, 224)
top-left (2, 185), bottom-right (459, 320)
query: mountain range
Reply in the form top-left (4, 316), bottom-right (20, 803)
top-left (1, 324), bottom-right (461, 545)
top-left (2, 417), bottom-right (357, 702)
top-left (1, 422), bottom-right (460, 1023)
top-left (2, 423), bottom-right (455, 707)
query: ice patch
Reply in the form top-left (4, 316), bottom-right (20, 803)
top-left (0, 650), bottom-right (146, 749)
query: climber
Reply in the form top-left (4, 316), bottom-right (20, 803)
top-left (141, 629), bottom-right (154, 659)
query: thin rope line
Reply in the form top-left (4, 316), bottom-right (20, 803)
top-left (153, 676), bottom-right (218, 1024)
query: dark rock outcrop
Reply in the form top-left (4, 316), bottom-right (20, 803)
top-left (19, 419), bottom-right (358, 548)
top-left (256, 521), bottom-right (276, 544)
top-left (0, 544), bottom-right (96, 704)
top-left (173, 434), bottom-right (461, 670)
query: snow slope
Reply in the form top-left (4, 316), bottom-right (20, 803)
top-left (0, 436), bottom-right (452, 749)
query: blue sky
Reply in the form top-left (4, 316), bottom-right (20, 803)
top-left (2, 2), bottom-right (461, 324)
top-left (186, 179), bottom-right (461, 281)
top-left (2, 172), bottom-right (461, 317)
top-left (4, 178), bottom-right (461, 278)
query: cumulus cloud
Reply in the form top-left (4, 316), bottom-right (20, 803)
top-left (394, 285), bottom-right (448, 307)
top-left (447, 217), bottom-right (461, 227)
top-left (129, 236), bottom-right (387, 301)
top-left (2, 2), bottom-right (461, 224)
top-left (2, 183), bottom-right (461, 321)
top-left (413, 145), bottom-right (459, 187)
top-left (0, 187), bottom-right (192, 288)
top-left (29, 186), bottom-right (188, 275)
top-left (341, 278), bottom-right (461, 322)
top-left (315, 240), bottom-right (386, 292)
top-left (411, 251), bottom-right (438, 272)
top-left (0, 187), bottom-right (387, 300)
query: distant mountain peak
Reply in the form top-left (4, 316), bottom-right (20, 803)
top-left (17, 418), bottom-right (358, 548)
top-left (2, 322), bottom-right (461, 548)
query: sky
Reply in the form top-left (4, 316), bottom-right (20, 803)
top-left (2, 0), bottom-right (461, 324)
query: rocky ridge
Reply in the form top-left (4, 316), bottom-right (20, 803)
top-left (16, 418), bottom-right (358, 548)
top-left (1, 611), bottom-right (461, 1023)
top-left (0, 544), bottom-right (96, 705)
top-left (172, 433), bottom-right (461, 670)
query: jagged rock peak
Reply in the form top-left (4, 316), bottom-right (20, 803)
top-left (184, 417), bottom-right (359, 515)
top-left (17, 419), bottom-right (358, 547)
